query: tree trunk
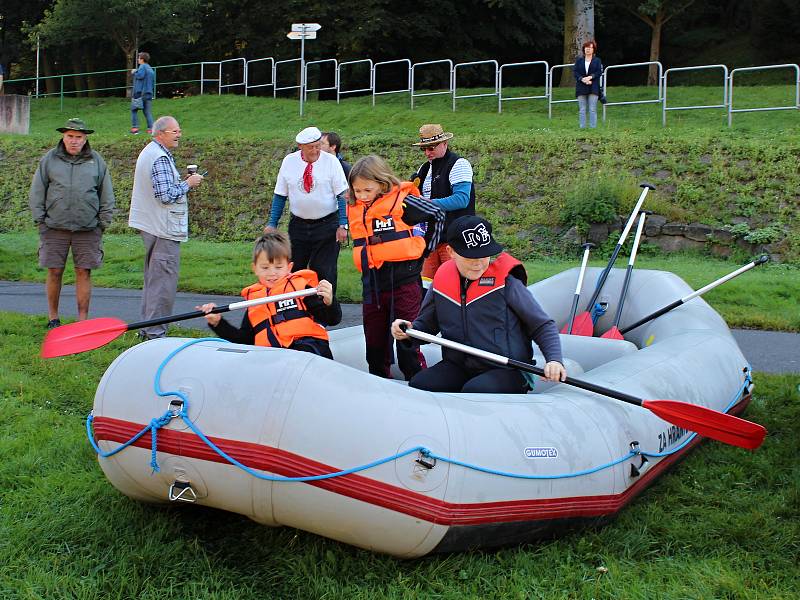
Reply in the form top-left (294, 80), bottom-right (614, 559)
top-left (648, 10), bottom-right (664, 86)
top-left (41, 49), bottom-right (59, 95)
top-left (561, 0), bottom-right (595, 87)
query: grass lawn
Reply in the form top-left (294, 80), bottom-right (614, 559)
top-left (1, 232), bottom-right (798, 331)
top-left (1, 311), bottom-right (798, 598)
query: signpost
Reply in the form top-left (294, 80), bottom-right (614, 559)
top-left (287, 23), bottom-right (321, 116)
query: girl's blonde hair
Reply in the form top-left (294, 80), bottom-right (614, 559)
top-left (347, 155), bottom-right (401, 204)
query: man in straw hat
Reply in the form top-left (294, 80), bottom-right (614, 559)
top-left (411, 124), bottom-right (475, 281)
top-left (29, 118), bottom-right (116, 329)
top-left (266, 126), bottom-right (349, 293)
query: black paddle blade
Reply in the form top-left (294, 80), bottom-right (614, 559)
top-left (642, 399), bottom-right (766, 450)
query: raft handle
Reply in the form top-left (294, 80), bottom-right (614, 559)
top-left (168, 399), bottom-right (184, 418)
top-left (415, 451), bottom-right (436, 470)
top-left (168, 480), bottom-right (197, 503)
top-left (628, 442), bottom-right (651, 478)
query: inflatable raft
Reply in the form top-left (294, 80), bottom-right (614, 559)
top-left (88, 268), bottom-right (754, 557)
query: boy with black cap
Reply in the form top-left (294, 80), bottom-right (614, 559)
top-left (392, 215), bottom-right (565, 393)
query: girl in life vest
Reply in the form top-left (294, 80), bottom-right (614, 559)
top-left (197, 232), bottom-right (341, 358)
top-left (347, 155), bottom-right (445, 379)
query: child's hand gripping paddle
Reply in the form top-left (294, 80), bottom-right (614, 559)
top-left (41, 288), bottom-right (318, 358)
top-left (601, 211), bottom-right (650, 340)
top-left (401, 325), bottom-right (766, 450)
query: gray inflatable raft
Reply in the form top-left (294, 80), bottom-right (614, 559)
top-left (89, 268), bottom-right (753, 557)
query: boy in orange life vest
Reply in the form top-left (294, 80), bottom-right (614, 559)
top-left (347, 155), bottom-right (445, 379)
top-left (197, 232), bottom-right (341, 358)
top-left (391, 215), bottom-right (566, 393)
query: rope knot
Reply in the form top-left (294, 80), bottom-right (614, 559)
top-left (149, 409), bottom-right (174, 473)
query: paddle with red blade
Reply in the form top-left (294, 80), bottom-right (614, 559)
top-left (619, 255), bottom-right (770, 335)
top-left (41, 287), bottom-right (319, 358)
top-left (561, 242), bottom-right (595, 334)
top-left (401, 326), bottom-right (766, 450)
top-left (570, 183), bottom-right (655, 337)
top-left (601, 211), bottom-right (650, 340)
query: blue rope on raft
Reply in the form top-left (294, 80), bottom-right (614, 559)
top-left (85, 338), bottom-right (753, 481)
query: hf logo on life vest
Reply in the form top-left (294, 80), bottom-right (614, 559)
top-left (275, 298), bottom-right (298, 313)
top-left (372, 216), bottom-right (396, 234)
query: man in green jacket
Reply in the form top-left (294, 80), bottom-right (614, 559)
top-left (29, 118), bottom-right (115, 328)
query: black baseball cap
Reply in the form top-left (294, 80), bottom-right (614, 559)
top-left (446, 215), bottom-right (503, 258)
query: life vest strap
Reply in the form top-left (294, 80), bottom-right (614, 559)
top-left (271, 307), bottom-right (310, 324)
top-left (353, 230), bottom-right (413, 247)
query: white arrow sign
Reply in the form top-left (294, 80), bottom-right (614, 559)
top-left (291, 23), bottom-right (321, 32)
top-left (287, 31), bottom-right (317, 40)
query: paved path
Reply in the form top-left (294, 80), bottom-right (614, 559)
top-left (2, 281), bottom-right (797, 374)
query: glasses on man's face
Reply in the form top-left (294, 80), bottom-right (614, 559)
top-left (421, 143), bottom-right (440, 152)
top-left (164, 129), bottom-right (182, 135)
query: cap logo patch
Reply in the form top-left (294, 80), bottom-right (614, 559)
top-left (462, 222), bottom-right (492, 249)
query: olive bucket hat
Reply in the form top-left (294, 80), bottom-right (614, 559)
top-left (56, 118), bottom-right (94, 134)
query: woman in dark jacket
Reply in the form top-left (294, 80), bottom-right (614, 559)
top-left (573, 40), bottom-right (603, 128)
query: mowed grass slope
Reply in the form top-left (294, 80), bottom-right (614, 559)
top-left (1, 312), bottom-right (798, 598)
top-left (1, 88), bottom-right (799, 260)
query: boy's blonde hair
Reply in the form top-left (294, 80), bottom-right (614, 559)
top-left (347, 155), bottom-right (401, 204)
top-left (253, 232), bottom-right (291, 263)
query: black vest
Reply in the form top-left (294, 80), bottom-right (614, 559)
top-left (431, 254), bottom-right (531, 371)
top-left (414, 150), bottom-right (476, 234)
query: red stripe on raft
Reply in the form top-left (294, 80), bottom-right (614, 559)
top-left (92, 394), bottom-right (750, 526)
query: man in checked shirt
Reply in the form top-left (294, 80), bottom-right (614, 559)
top-left (128, 116), bottom-right (204, 339)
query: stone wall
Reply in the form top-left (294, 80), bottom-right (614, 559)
top-left (0, 95), bottom-right (30, 135)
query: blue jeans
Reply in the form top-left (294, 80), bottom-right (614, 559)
top-left (131, 97), bottom-right (154, 129)
top-left (577, 94), bottom-right (598, 128)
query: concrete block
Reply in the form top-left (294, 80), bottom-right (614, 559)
top-left (0, 95), bottom-right (30, 135)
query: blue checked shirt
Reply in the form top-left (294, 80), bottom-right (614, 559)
top-left (150, 142), bottom-right (189, 204)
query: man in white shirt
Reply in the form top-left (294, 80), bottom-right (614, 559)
top-left (266, 126), bottom-right (349, 293)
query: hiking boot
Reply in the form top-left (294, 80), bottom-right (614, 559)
top-left (46, 319), bottom-right (61, 329)
top-left (130, 127), bottom-right (139, 135)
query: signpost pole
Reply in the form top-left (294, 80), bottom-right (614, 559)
top-left (300, 27), bottom-right (306, 117)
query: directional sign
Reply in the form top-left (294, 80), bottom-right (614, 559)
top-left (287, 31), bottom-right (317, 40)
top-left (291, 23), bottom-right (321, 32)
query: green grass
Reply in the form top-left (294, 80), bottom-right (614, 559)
top-left (1, 311), bottom-right (798, 598)
top-left (2, 232), bottom-right (798, 331)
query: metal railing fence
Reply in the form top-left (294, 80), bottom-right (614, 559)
top-left (4, 53), bottom-right (798, 127)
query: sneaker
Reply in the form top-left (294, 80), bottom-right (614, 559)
top-left (146, 129), bottom-right (153, 135)
top-left (130, 127), bottom-right (139, 135)
top-left (46, 319), bottom-right (61, 329)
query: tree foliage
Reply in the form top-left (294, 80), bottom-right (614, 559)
top-left (30, 0), bottom-right (202, 69)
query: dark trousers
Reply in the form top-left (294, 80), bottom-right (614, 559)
top-left (290, 337), bottom-right (334, 360)
top-left (410, 359), bottom-right (528, 394)
top-left (131, 97), bottom-right (154, 129)
top-left (288, 212), bottom-right (340, 292)
top-left (363, 280), bottom-right (425, 380)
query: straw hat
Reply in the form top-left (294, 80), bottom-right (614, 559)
top-left (412, 124), bottom-right (454, 147)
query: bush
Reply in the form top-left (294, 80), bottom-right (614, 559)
top-left (559, 174), bottom-right (635, 235)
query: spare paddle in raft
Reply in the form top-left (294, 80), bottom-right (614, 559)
top-left (41, 287), bottom-right (319, 358)
top-left (561, 242), bottom-right (595, 335)
top-left (619, 255), bottom-right (770, 335)
top-left (401, 326), bottom-right (767, 450)
top-left (570, 182), bottom-right (655, 336)
top-left (601, 210), bottom-right (650, 340)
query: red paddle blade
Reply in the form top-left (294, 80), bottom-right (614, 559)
top-left (41, 317), bottom-right (129, 358)
top-left (600, 326), bottom-right (624, 340)
top-left (642, 399), bottom-right (767, 450)
top-left (562, 312), bottom-right (594, 336)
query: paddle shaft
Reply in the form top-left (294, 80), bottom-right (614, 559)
top-left (567, 243), bottom-right (594, 334)
top-left (583, 184), bottom-right (654, 312)
top-left (618, 255), bottom-right (769, 335)
top-left (611, 212), bottom-right (648, 328)
top-left (125, 288), bottom-right (318, 331)
top-left (403, 327), bottom-right (644, 407)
